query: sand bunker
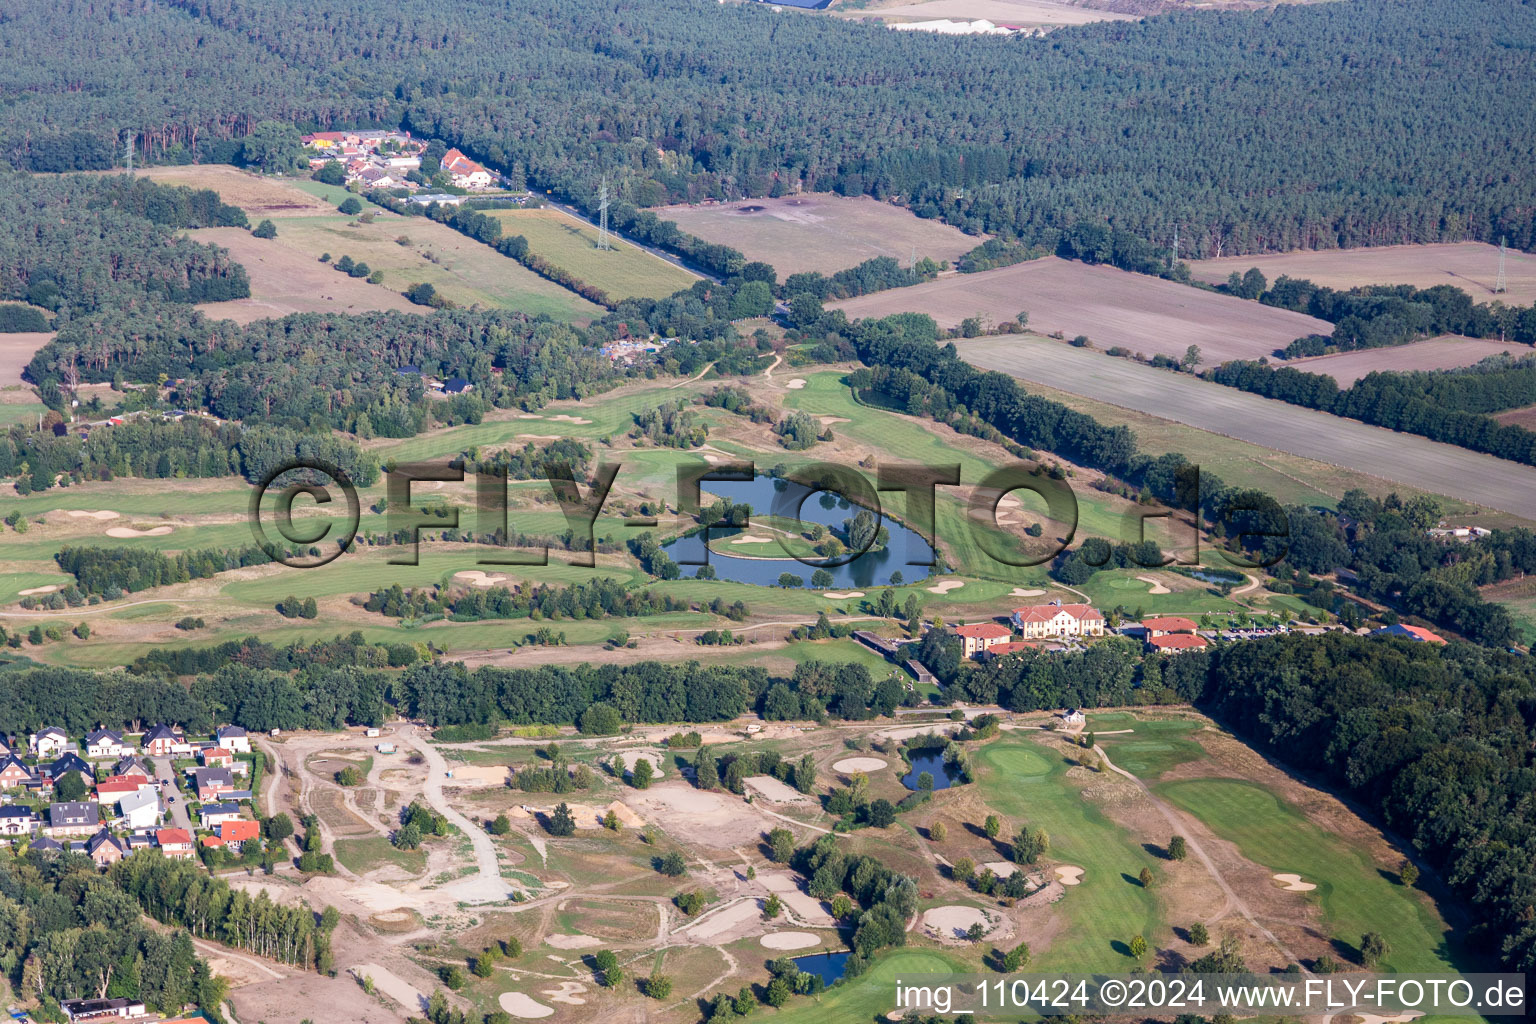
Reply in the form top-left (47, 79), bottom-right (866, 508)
top-left (541, 981), bottom-right (587, 1005)
top-left (926, 580), bottom-right (965, 594)
top-left (821, 590), bottom-right (864, 599)
top-left (731, 535), bottom-right (776, 544)
top-left (1137, 575), bottom-right (1172, 594)
top-left (548, 414), bottom-right (592, 424)
top-left (66, 510), bottom-right (119, 520)
top-left (997, 497), bottom-right (1022, 509)
top-left (1010, 588), bottom-right (1046, 597)
top-left (761, 932), bottom-right (822, 950)
top-left (454, 570), bottom-right (510, 588)
top-left (544, 933), bottom-right (602, 949)
top-left (832, 757), bottom-right (887, 774)
top-left (922, 905), bottom-right (991, 939)
top-left (785, 378), bottom-right (807, 389)
top-left (981, 861), bottom-right (1020, 877)
top-left (106, 525), bottom-right (172, 537)
top-left (1273, 873), bottom-right (1316, 892)
top-left (499, 992), bottom-right (555, 1019)
top-left (744, 775), bottom-right (807, 803)
top-left (17, 585), bottom-right (60, 596)
top-left (516, 413), bottom-right (543, 419)
top-left (1055, 865), bottom-right (1084, 885)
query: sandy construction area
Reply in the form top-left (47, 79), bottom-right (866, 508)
top-left (351, 963), bottom-right (428, 1014)
top-left (0, 331), bottom-right (53, 387)
top-left (1189, 241), bottom-right (1536, 306)
top-left (615, 749), bottom-right (668, 777)
top-left (653, 195), bottom-right (979, 277)
top-left (832, 757), bottom-right (888, 774)
top-left (841, 0), bottom-right (1134, 27)
top-left (833, 258), bottom-right (1332, 363)
top-left (680, 898), bottom-right (763, 941)
top-left (956, 336), bottom-right (1536, 517)
top-left (761, 931), bottom-right (824, 950)
top-left (744, 775), bottom-right (808, 803)
top-left (499, 991), bottom-right (554, 1019)
top-left (445, 764), bottom-right (510, 786)
top-left (541, 981), bottom-right (587, 1005)
top-left (623, 784), bottom-right (765, 845)
top-left (106, 525), bottom-right (173, 537)
top-left (981, 861), bottom-right (1020, 877)
top-left (760, 871), bottom-right (835, 925)
top-left (922, 905), bottom-right (991, 939)
top-left (1289, 337), bottom-right (1535, 385)
top-left (1273, 873), bottom-right (1316, 892)
top-left (544, 932), bottom-right (603, 949)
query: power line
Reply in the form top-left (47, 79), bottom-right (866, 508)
top-left (596, 176), bottom-right (612, 251)
top-left (1495, 235), bottom-right (1507, 294)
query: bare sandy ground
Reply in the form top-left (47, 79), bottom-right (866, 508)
top-left (623, 785), bottom-right (767, 846)
top-left (841, 0), bottom-right (1134, 27)
top-left (351, 963), bottom-right (429, 1014)
top-left (499, 991), bottom-right (554, 1018)
top-left (744, 775), bottom-right (808, 803)
top-left (680, 898), bottom-right (763, 941)
top-left (956, 336), bottom-right (1536, 517)
top-left (833, 257), bottom-right (1333, 363)
top-left (922, 905), bottom-right (992, 939)
top-left (445, 764), bottom-right (510, 786)
top-left (760, 931), bottom-right (824, 950)
top-left (1288, 337), bottom-right (1535, 386)
top-left (760, 872), bottom-right (835, 925)
top-left (785, 379), bottom-right (807, 390)
top-left (1010, 588), bottom-right (1045, 597)
top-left (106, 525), bottom-right (173, 537)
top-left (832, 757), bottom-right (888, 774)
top-left (544, 932), bottom-right (603, 949)
top-left (541, 981), bottom-right (587, 1005)
top-left (981, 861), bottom-right (1020, 877)
top-left (1273, 873), bottom-right (1316, 892)
top-left (17, 585), bottom-right (60, 596)
top-left (66, 509), bottom-right (119, 520)
top-left (1189, 241), bottom-right (1536, 306)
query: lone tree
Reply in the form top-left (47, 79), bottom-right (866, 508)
top-left (1128, 934), bottom-right (1149, 959)
top-left (1189, 922), bottom-right (1210, 946)
top-left (657, 850), bottom-right (688, 877)
top-left (1399, 859), bottom-right (1419, 886)
top-left (984, 814), bottom-right (1002, 838)
top-left (1168, 835), bottom-right (1188, 861)
top-left (929, 822), bottom-right (947, 843)
top-left (694, 748), bottom-right (719, 790)
top-left (1360, 932), bottom-right (1389, 968)
top-left (631, 758), bottom-right (654, 789)
top-left (252, 219), bottom-right (277, 239)
top-left (1012, 827), bottom-right (1049, 864)
top-left (766, 827), bottom-right (795, 863)
top-left (489, 813), bottom-right (511, 835)
top-left (1139, 867), bottom-right (1155, 888)
top-left (763, 893), bottom-right (782, 919)
top-left (545, 802), bottom-right (576, 837)
top-left (1002, 943), bottom-right (1031, 971)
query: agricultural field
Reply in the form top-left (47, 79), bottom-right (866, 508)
top-left (487, 207), bottom-right (700, 300)
top-left (1189, 241), bottom-right (1536, 306)
top-left (1290, 336), bottom-right (1536, 385)
top-left (1495, 403), bottom-right (1536, 430)
top-left (956, 334), bottom-right (1536, 519)
top-left (831, 257), bottom-right (1333, 362)
top-left (0, 332), bottom-right (51, 387)
top-left (651, 194), bottom-right (980, 277)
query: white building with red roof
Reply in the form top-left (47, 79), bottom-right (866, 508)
top-left (1140, 615), bottom-right (1199, 637)
top-left (1011, 602), bottom-right (1106, 640)
top-left (1147, 633), bottom-right (1208, 654)
top-left (950, 621), bottom-right (1014, 658)
top-left (441, 148), bottom-right (494, 189)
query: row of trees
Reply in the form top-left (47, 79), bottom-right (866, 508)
top-left (362, 577), bottom-right (720, 622)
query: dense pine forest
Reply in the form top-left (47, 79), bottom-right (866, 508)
top-left (1, 0), bottom-right (1532, 259)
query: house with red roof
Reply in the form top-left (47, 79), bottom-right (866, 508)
top-left (441, 148), bottom-right (494, 189)
top-left (1147, 633), bottom-right (1208, 654)
top-left (156, 827), bottom-right (194, 859)
top-left (218, 819), bottom-right (261, 844)
top-left (1370, 623), bottom-right (1447, 645)
top-left (1011, 602), bottom-right (1106, 640)
top-left (1140, 615), bottom-right (1198, 637)
top-left (950, 621), bottom-right (1013, 658)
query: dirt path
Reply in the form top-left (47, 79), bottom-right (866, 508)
top-left (399, 725), bottom-right (518, 903)
top-left (1092, 742), bottom-right (1309, 968)
top-left (762, 354), bottom-right (782, 378)
top-left (670, 361), bottom-right (717, 389)
top-left (192, 937), bottom-right (288, 981)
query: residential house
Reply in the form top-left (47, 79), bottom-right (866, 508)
top-left (358, 166), bottom-right (399, 188)
top-left (60, 996), bottom-right (145, 1021)
top-left (142, 723), bottom-right (189, 757)
top-left (1061, 708), bottom-right (1086, 728)
top-left (978, 640), bottom-right (1048, 659)
top-left (117, 787), bottom-right (161, 830)
top-left (0, 754), bottom-right (36, 789)
top-left (200, 802), bottom-right (241, 830)
top-left (28, 836), bottom-right (63, 855)
top-left (84, 728), bottom-right (130, 759)
top-left (85, 828), bottom-right (127, 868)
top-left (47, 752), bottom-right (94, 785)
top-left (29, 727), bottom-right (68, 757)
top-left (218, 819), bottom-right (260, 844)
top-left (950, 622), bottom-right (1013, 658)
top-left (440, 148), bottom-right (494, 188)
top-left (1011, 602), bottom-right (1106, 640)
top-left (155, 827), bottom-right (195, 859)
top-left (200, 747), bottom-right (235, 768)
top-left (94, 778), bottom-right (146, 804)
top-left (112, 755), bottom-right (153, 779)
top-left (0, 734), bottom-right (12, 758)
top-left (47, 801), bottom-right (100, 836)
top-left (1370, 623), bottom-right (1448, 645)
top-left (1147, 633), bottom-right (1208, 654)
top-left (214, 725), bottom-right (251, 753)
top-left (0, 805), bottom-right (39, 836)
top-left (1139, 616), bottom-right (1199, 638)
top-left (442, 377), bottom-right (473, 394)
top-left (191, 766), bottom-right (235, 801)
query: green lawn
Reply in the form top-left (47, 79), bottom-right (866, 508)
top-left (974, 735), bottom-right (1162, 970)
top-left (763, 949), bottom-right (970, 1024)
top-left (333, 835), bottom-right (427, 876)
top-left (1089, 717), bottom-right (1207, 778)
top-left (489, 208), bottom-right (700, 300)
top-left (1158, 779), bottom-right (1463, 972)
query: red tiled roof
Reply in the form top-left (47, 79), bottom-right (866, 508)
top-left (219, 819), bottom-right (260, 842)
top-left (1148, 633), bottom-right (1208, 650)
top-left (1401, 625), bottom-right (1447, 645)
top-left (1142, 616), bottom-right (1198, 633)
top-left (156, 828), bottom-right (192, 847)
top-left (1013, 603), bottom-right (1104, 623)
top-left (953, 622), bottom-right (1012, 639)
top-left (987, 641), bottom-right (1042, 655)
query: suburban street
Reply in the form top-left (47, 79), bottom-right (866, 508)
top-left (152, 757), bottom-right (193, 833)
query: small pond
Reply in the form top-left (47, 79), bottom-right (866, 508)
top-left (662, 475), bottom-right (935, 589)
top-left (791, 950), bottom-right (850, 985)
top-left (901, 748), bottom-right (965, 791)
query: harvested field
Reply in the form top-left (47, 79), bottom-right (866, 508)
top-left (136, 165), bottom-right (340, 218)
top-left (487, 208), bottom-right (699, 300)
top-left (1189, 242), bottom-right (1536, 307)
top-left (1289, 337), bottom-right (1535, 385)
top-left (1495, 404), bottom-right (1536, 430)
top-left (840, 0), bottom-right (1134, 26)
top-left (832, 257), bottom-right (1332, 363)
top-left (191, 227), bottom-right (419, 323)
top-left (956, 335), bottom-right (1536, 517)
top-left (651, 194), bottom-right (979, 277)
top-left (0, 332), bottom-right (51, 387)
